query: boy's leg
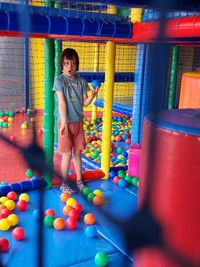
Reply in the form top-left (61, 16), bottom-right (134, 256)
top-left (60, 151), bottom-right (78, 194)
top-left (73, 149), bottom-right (86, 191)
top-left (61, 152), bottom-right (71, 181)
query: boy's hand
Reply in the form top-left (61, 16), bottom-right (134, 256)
top-left (60, 123), bottom-right (68, 136)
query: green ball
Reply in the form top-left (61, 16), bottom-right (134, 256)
top-left (0, 111), bottom-right (5, 117)
top-left (95, 252), bottom-right (108, 267)
top-left (87, 192), bottom-right (95, 202)
top-left (9, 111), bottom-right (15, 117)
top-left (26, 169), bottom-right (34, 178)
top-left (44, 215), bottom-right (55, 227)
top-left (132, 177), bottom-right (139, 186)
top-left (2, 122), bottom-right (8, 128)
top-left (82, 187), bottom-right (92, 197)
top-left (125, 175), bottom-right (133, 184)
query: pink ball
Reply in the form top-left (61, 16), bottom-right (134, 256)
top-left (0, 238), bottom-right (9, 252)
top-left (12, 227), bottom-right (25, 240)
top-left (16, 200), bottom-right (28, 211)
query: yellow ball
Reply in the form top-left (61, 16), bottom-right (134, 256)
top-left (66, 197), bottom-right (77, 207)
top-left (7, 214), bottom-right (19, 226)
top-left (19, 193), bottom-right (29, 202)
top-left (0, 196), bottom-right (8, 204)
top-left (4, 199), bottom-right (15, 211)
top-left (93, 189), bottom-right (103, 197)
top-left (0, 218), bottom-right (11, 231)
top-left (21, 123), bottom-right (28, 129)
top-left (8, 117), bottom-right (14, 123)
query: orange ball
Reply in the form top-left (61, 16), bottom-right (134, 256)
top-left (60, 192), bottom-right (70, 202)
top-left (84, 213), bottom-right (96, 225)
top-left (93, 196), bottom-right (104, 206)
top-left (63, 205), bottom-right (73, 216)
top-left (53, 217), bottom-right (65, 230)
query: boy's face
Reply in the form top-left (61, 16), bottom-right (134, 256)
top-left (63, 56), bottom-right (77, 77)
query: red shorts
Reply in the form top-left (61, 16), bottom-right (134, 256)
top-left (58, 122), bottom-right (85, 153)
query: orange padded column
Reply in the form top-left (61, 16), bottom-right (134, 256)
top-left (179, 72), bottom-right (200, 108)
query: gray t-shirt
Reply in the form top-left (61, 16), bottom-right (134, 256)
top-left (53, 73), bottom-right (90, 123)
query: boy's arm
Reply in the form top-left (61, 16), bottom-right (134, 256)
top-left (83, 86), bottom-right (99, 107)
top-left (56, 91), bottom-right (68, 136)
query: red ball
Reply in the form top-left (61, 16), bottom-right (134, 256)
top-left (68, 208), bottom-right (79, 220)
top-left (12, 227), bottom-right (25, 240)
top-left (7, 191), bottom-right (18, 201)
top-left (0, 238), bottom-right (9, 252)
top-left (125, 138), bottom-right (131, 144)
top-left (0, 208), bottom-right (12, 219)
top-left (66, 217), bottom-right (77, 230)
top-left (73, 203), bottom-right (83, 214)
top-left (44, 208), bottom-right (56, 217)
top-left (113, 176), bottom-right (120, 184)
top-left (16, 200), bottom-right (28, 211)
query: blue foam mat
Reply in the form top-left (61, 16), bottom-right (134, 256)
top-left (0, 179), bottom-right (137, 266)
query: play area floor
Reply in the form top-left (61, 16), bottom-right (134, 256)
top-left (0, 179), bottom-right (138, 267)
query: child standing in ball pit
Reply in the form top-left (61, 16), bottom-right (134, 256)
top-left (53, 48), bottom-right (100, 194)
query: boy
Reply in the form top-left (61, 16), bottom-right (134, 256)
top-left (53, 48), bottom-right (99, 194)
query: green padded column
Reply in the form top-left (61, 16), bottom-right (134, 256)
top-left (43, 39), bottom-right (55, 188)
top-left (168, 46), bottom-right (179, 109)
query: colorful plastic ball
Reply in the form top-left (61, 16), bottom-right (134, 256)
top-left (44, 215), bottom-right (55, 227)
top-left (21, 123), bottom-right (28, 129)
top-left (85, 225), bottom-right (97, 238)
top-left (63, 205), bottom-right (73, 216)
top-left (26, 169), bottom-right (33, 178)
top-left (0, 208), bottom-right (11, 219)
top-left (19, 193), bottom-right (29, 203)
top-left (7, 191), bottom-right (18, 201)
top-left (113, 176), bottom-right (120, 185)
top-left (87, 192), bottom-right (96, 203)
top-left (60, 192), bottom-right (70, 203)
top-left (132, 177), bottom-right (139, 186)
top-left (125, 138), bottom-right (131, 144)
top-left (91, 80), bottom-right (101, 89)
top-left (32, 209), bottom-right (43, 221)
top-left (82, 187), bottom-right (92, 197)
top-left (68, 208), bottom-right (79, 220)
top-left (73, 203), bottom-right (83, 214)
top-left (94, 252), bottom-right (108, 267)
top-left (66, 197), bottom-right (77, 207)
top-left (10, 135), bottom-right (16, 142)
top-left (93, 189), bottom-right (103, 197)
top-left (109, 170), bottom-right (117, 180)
top-left (0, 196), bottom-right (8, 204)
top-left (93, 196), bottom-right (104, 206)
top-left (66, 217), bottom-right (78, 230)
top-left (44, 208), bottom-right (56, 217)
top-left (118, 179), bottom-right (127, 188)
top-left (4, 199), bottom-right (15, 211)
top-left (84, 213), bottom-right (96, 225)
top-left (0, 238), bottom-right (9, 252)
top-left (12, 227), bottom-right (25, 240)
top-left (16, 200), bottom-right (28, 211)
top-left (0, 218), bottom-right (11, 231)
top-left (53, 217), bottom-right (65, 230)
top-left (125, 175), bottom-right (133, 185)
top-left (7, 214), bottom-right (19, 226)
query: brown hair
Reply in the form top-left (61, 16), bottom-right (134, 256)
top-left (59, 48), bottom-right (79, 72)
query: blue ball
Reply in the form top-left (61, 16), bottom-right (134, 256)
top-left (118, 179), bottom-right (127, 188)
top-left (91, 80), bottom-right (101, 89)
top-left (85, 225), bottom-right (97, 238)
top-left (33, 209), bottom-right (43, 221)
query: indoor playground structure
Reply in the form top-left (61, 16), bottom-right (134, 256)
top-left (0, 1), bottom-right (200, 267)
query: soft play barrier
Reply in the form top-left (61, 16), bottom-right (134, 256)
top-left (136, 108), bottom-right (200, 267)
